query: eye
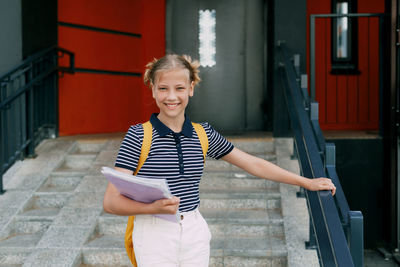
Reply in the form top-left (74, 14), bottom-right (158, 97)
top-left (158, 87), bottom-right (167, 91)
top-left (177, 87), bottom-right (185, 90)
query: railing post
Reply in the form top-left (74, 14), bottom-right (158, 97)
top-left (26, 64), bottom-right (36, 157)
top-left (0, 173), bottom-right (4, 194)
top-left (293, 139), bottom-right (307, 198)
top-left (300, 74), bottom-right (309, 110)
top-left (53, 50), bottom-right (60, 138)
top-left (325, 143), bottom-right (335, 171)
top-left (310, 101), bottom-right (319, 121)
top-left (310, 102), bottom-right (326, 155)
top-left (306, 218), bottom-right (317, 249)
top-left (348, 211), bottom-right (364, 267)
top-left (0, 82), bottom-right (5, 194)
top-left (294, 54), bottom-right (300, 77)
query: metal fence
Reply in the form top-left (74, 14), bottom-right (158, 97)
top-left (0, 46), bottom-right (74, 194)
top-left (278, 42), bottom-right (364, 267)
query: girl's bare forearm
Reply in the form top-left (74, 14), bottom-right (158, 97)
top-left (103, 183), bottom-right (156, 216)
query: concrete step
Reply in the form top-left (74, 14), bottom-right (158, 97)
top-left (18, 193), bottom-right (72, 218)
top-left (204, 154), bottom-right (276, 172)
top-left (83, 215), bottom-right (127, 249)
top-left (200, 193), bottom-right (282, 211)
top-left (208, 221), bottom-right (284, 239)
top-left (0, 248), bottom-right (33, 267)
top-left (211, 237), bottom-right (286, 257)
top-left (78, 248), bottom-right (131, 267)
top-left (201, 171), bottom-right (279, 191)
top-left (228, 139), bottom-right (275, 155)
top-left (52, 140), bottom-right (106, 173)
top-left (210, 254), bottom-right (287, 267)
top-left (202, 208), bottom-right (280, 223)
top-left (80, 215), bottom-right (131, 266)
top-left (0, 218), bottom-right (52, 249)
top-left (37, 175), bottom-right (82, 193)
top-left (71, 141), bottom-right (106, 155)
top-left (57, 154), bottom-right (97, 171)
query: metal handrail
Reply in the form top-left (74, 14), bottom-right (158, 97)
top-left (0, 46), bottom-right (74, 194)
top-left (0, 45), bottom-right (74, 81)
top-left (278, 42), bottom-right (363, 267)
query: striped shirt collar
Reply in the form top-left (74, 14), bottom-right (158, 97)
top-left (150, 113), bottom-right (193, 138)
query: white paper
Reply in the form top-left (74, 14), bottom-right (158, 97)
top-left (101, 167), bottom-right (180, 223)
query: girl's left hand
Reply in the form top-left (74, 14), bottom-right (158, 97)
top-left (305, 177), bottom-right (336, 196)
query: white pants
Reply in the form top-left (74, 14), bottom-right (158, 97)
top-left (133, 209), bottom-right (211, 267)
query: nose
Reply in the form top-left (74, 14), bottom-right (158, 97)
top-left (166, 89), bottom-right (178, 100)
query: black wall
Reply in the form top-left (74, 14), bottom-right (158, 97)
top-left (22, 0), bottom-right (57, 58)
top-left (272, 0), bottom-right (307, 137)
top-left (326, 138), bottom-right (387, 249)
top-left (0, 0), bottom-right (22, 75)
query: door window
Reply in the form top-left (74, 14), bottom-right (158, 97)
top-left (331, 0), bottom-right (359, 74)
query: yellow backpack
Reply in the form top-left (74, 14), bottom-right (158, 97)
top-left (124, 121), bottom-right (209, 266)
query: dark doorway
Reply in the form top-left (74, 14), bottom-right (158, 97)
top-left (166, 0), bottom-right (267, 132)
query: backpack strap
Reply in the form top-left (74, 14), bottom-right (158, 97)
top-left (134, 121), bottom-right (152, 175)
top-left (126, 121), bottom-right (152, 267)
top-left (192, 122), bottom-right (209, 161)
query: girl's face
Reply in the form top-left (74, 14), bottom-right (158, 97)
top-left (152, 68), bottom-right (194, 122)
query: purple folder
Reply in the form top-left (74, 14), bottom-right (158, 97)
top-left (101, 167), bottom-right (180, 223)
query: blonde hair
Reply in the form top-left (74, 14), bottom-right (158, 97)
top-left (143, 54), bottom-right (201, 88)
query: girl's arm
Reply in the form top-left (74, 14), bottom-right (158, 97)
top-left (103, 167), bottom-right (180, 216)
top-left (221, 148), bottom-right (336, 195)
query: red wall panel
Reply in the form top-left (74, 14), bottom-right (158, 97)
top-left (139, 0), bottom-right (166, 122)
top-left (58, 26), bottom-right (142, 72)
top-left (337, 76), bottom-right (347, 123)
top-left (368, 17), bottom-right (380, 124)
top-left (58, 0), bottom-right (164, 135)
top-left (58, 0), bottom-right (142, 34)
top-left (59, 74), bottom-right (143, 135)
top-left (357, 17), bottom-right (371, 124)
top-left (347, 76), bottom-right (358, 123)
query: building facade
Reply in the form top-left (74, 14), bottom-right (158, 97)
top-left (0, 0), bottom-right (399, 260)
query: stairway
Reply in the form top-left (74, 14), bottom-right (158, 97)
top-left (200, 137), bottom-right (287, 267)
top-left (0, 134), bottom-right (290, 267)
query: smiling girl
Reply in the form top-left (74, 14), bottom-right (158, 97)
top-left (103, 54), bottom-right (336, 267)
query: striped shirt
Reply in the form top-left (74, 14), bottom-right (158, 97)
top-left (115, 113), bottom-right (234, 212)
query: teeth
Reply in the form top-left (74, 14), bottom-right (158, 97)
top-left (167, 104), bottom-right (178, 107)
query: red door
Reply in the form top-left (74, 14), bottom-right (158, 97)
top-left (307, 0), bottom-right (384, 130)
top-left (58, 0), bottom-right (164, 135)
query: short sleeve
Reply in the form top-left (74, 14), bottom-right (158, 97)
top-left (201, 122), bottom-right (234, 159)
top-left (114, 124), bottom-right (143, 172)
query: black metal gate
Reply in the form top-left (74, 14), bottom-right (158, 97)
top-left (396, 0), bottom-right (400, 258)
top-left (0, 46), bottom-right (74, 193)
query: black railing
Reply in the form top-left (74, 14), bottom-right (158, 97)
top-left (0, 46), bottom-right (74, 194)
top-left (278, 42), bottom-right (364, 267)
